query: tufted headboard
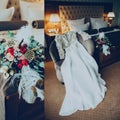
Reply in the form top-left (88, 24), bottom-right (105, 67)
top-left (45, 1), bottom-right (113, 33)
top-left (7, 0), bottom-right (42, 21)
top-left (59, 5), bottom-right (104, 33)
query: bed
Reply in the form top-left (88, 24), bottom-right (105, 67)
top-left (0, 0), bottom-right (45, 120)
top-left (45, 1), bottom-right (120, 68)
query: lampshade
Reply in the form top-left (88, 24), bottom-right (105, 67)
top-left (49, 14), bottom-right (60, 23)
top-left (107, 12), bottom-right (115, 18)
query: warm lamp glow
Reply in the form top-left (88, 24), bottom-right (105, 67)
top-left (107, 12), bottom-right (115, 19)
top-left (48, 14), bottom-right (61, 34)
top-left (49, 14), bottom-right (60, 23)
top-left (107, 12), bottom-right (115, 26)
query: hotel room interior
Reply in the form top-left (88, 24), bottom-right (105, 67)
top-left (0, 0), bottom-right (44, 120)
top-left (44, 0), bottom-right (120, 120)
top-left (0, 0), bottom-right (120, 120)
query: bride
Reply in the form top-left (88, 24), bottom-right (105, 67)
top-left (54, 31), bottom-right (107, 116)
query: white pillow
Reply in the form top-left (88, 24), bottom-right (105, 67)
top-left (28, 6), bottom-right (44, 21)
top-left (0, 0), bottom-right (8, 9)
top-left (0, 7), bottom-right (15, 21)
top-left (90, 18), bottom-right (108, 29)
top-left (96, 21), bottom-right (108, 29)
top-left (67, 18), bottom-right (85, 28)
top-left (20, 0), bottom-right (44, 22)
top-left (68, 22), bottom-right (89, 32)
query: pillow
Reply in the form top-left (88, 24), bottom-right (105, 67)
top-left (20, 0), bottom-right (44, 23)
top-left (90, 18), bottom-right (108, 29)
top-left (0, 0), bottom-right (8, 9)
top-left (69, 22), bottom-right (89, 32)
top-left (0, 21), bottom-right (28, 31)
top-left (28, 6), bottom-right (44, 21)
top-left (67, 18), bottom-right (85, 28)
top-left (84, 29), bottom-right (98, 35)
top-left (96, 21), bottom-right (108, 29)
top-left (111, 25), bottom-right (120, 29)
top-left (99, 27), bottom-right (114, 32)
top-left (0, 7), bottom-right (15, 21)
top-left (90, 18), bottom-right (103, 29)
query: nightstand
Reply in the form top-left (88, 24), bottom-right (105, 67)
top-left (99, 46), bottom-right (120, 68)
top-left (94, 44), bottom-right (120, 68)
top-left (45, 32), bottom-right (57, 61)
top-left (92, 31), bottom-right (120, 68)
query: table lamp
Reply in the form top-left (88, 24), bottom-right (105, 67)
top-left (107, 12), bottom-right (115, 26)
top-left (49, 13), bottom-right (60, 33)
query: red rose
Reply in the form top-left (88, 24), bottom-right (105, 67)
top-left (20, 44), bottom-right (27, 54)
top-left (17, 59), bottom-right (28, 69)
top-left (17, 60), bottom-right (23, 69)
top-left (22, 59), bottom-right (28, 66)
top-left (7, 47), bottom-right (14, 56)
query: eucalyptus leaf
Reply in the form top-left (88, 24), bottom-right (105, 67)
top-left (2, 61), bottom-right (10, 66)
top-left (8, 31), bottom-right (14, 39)
top-left (33, 65), bottom-right (39, 70)
top-left (39, 62), bottom-right (44, 68)
top-left (0, 43), bottom-right (6, 54)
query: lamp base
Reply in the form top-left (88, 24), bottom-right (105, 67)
top-left (48, 28), bottom-right (59, 34)
top-left (108, 19), bottom-right (112, 27)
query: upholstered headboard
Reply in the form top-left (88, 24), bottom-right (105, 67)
top-left (45, 1), bottom-right (113, 33)
top-left (7, 0), bottom-right (42, 21)
top-left (59, 5), bottom-right (104, 33)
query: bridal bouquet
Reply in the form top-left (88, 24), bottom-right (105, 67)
top-left (95, 32), bottom-right (111, 56)
top-left (0, 26), bottom-right (44, 103)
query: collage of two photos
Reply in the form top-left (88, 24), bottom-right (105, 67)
top-left (0, 0), bottom-right (120, 120)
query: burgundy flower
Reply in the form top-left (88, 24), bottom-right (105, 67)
top-left (22, 59), bottom-right (29, 66)
top-left (17, 60), bottom-right (23, 69)
top-left (7, 47), bottom-right (14, 56)
top-left (17, 59), bottom-right (29, 69)
top-left (96, 39), bottom-right (105, 45)
top-left (20, 44), bottom-right (27, 54)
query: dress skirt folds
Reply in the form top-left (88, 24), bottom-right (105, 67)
top-left (55, 31), bottom-right (107, 116)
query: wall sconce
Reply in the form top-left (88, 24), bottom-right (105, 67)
top-left (107, 12), bottom-right (115, 26)
top-left (49, 13), bottom-right (60, 34)
top-left (107, 12), bottom-right (115, 20)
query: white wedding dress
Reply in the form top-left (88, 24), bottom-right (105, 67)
top-left (55, 31), bottom-right (107, 116)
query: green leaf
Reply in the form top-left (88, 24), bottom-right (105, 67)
top-left (0, 43), bottom-right (6, 54)
top-left (8, 31), bottom-right (14, 39)
top-left (2, 61), bottom-right (10, 66)
top-left (39, 62), bottom-right (44, 68)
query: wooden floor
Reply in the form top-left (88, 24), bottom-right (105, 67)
top-left (5, 93), bottom-right (45, 120)
top-left (45, 61), bottom-right (120, 120)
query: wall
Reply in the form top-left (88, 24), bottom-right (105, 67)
top-left (46, 0), bottom-right (120, 25)
top-left (113, 0), bottom-right (120, 25)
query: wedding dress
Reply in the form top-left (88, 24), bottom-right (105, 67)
top-left (55, 31), bottom-right (107, 116)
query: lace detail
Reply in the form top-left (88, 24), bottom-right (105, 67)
top-left (55, 31), bottom-right (91, 59)
top-left (55, 31), bottom-right (77, 59)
